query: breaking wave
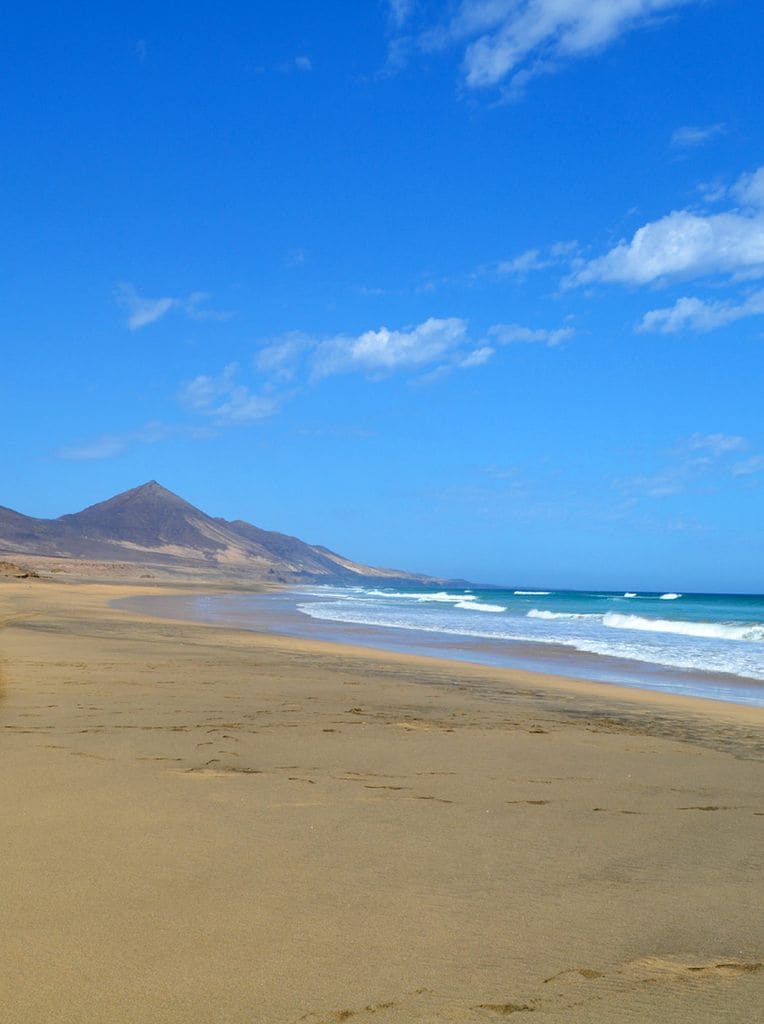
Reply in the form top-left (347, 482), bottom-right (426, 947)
top-left (455, 600), bottom-right (506, 612)
top-left (362, 589), bottom-right (474, 604)
top-left (603, 613), bottom-right (764, 642)
top-left (527, 609), bottom-right (597, 620)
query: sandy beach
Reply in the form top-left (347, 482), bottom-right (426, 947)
top-left (1, 578), bottom-right (762, 1023)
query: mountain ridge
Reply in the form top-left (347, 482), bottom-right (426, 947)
top-left (0, 481), bottom-right (442, 585)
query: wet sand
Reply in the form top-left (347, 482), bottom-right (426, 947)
top-left (1, 579), bottom-right (762, 1022)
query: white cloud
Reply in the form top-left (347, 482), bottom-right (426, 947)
top-left (312, 317), bottom-right (469, 378)
top-left (181, 364), bottom-right (279, 423)
top-left (697, 177), bottom-right (728, 204)
top-left (115, 283), bottom-right (233, 329)
top-left (115, 283), bottom-right (176, 330)
top-left (294, 55), bottom-right (312, 71)
top-left (496, 248), bottom-right (551, 276)
top-left (573, 211), bottom-right (764, 285)
top-left (264, 315), bottom-right (570, 384)
top-left (411, 0), bottom-right (698, 92)
top-left (638, 289), bottom-right (764, 333)
top-left (179, 315), bottom-right (567, 432)
top-left (682, 433), bottom-right (747, 456)
top-left (469, 241), bottom-right (579, 282)
top-left (458, 345), bottom-right (495, 368)
top-left (572, 165), bottom-right (764, 287)
top-left (734, 166), bottom-right (764, 208)
top-left (731, 455), bottom-right (764, 477)
top-left (67, 311), bottom-right (570, 457)
top-left (671, 123), bottom-right (725, 149)
top-left (489, 323), bottom-right (574, 346)
top-left (254, 333), bottom-right (311, 382)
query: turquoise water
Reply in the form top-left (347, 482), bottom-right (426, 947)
top-left (289, 584), bottom-right (764, 704)
top-left (118, 584), bottom-right (764, 707)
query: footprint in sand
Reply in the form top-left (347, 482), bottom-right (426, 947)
top-left (622, 956), bottom-right (763, 983)
top-left (473, 1001), bottom-right (537, 1015)
top-left (678, 805), bottom-right (739, 811)
top-left (544, 968), bottom-right (604, 984)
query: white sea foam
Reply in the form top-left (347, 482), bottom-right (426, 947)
top-left (514, 590), bottom-right (551, 595)
top-left (659, 593), bottom-right (682, 600)
top-left (359, 589), bottom-right (475, 603)
top-left (294, 597), bottom-right (764, 685)
top-left (624, 592), bottom-right (638, 598)
top-left (603, 613), bottom-right (764, 642)
top-left (527, 609), bottom-right (598, 620)
top-left (454, 600), bottom-right (506, 612)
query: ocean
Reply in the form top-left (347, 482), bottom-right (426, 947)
top-left (120, 584), bottom-right (764, 708)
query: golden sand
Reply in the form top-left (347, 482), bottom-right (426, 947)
top-left (1, 579), bottom-right (762, 1022)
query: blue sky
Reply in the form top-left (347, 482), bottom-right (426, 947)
top-left (3, 0), bottom-right (763, 591)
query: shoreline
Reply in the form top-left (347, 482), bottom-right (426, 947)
top-left (115, 586), bottom-right (764, 711)
top-left (2, 577), bottom-right (762, 1023)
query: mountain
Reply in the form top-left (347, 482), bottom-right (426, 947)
top-left (0, 481), bottom-right (437, 584)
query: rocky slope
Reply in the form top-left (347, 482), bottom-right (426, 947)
top-left (0, 481), bottom-right (437, 584)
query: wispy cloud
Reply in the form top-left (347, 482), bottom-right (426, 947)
top-left (392, 1), bottom-right (700, 95)
top-left (181, 364), bottom-right (280, 424)
top-left (619, 432), bottom-right (761, 498)
top-left (311, 317), bottom-right (470, 378)
top-left (254, 333), bottom-right (312, 382)
top-left (57, 421), bottom-right (211, 461)
top-left (115, 283), bottom-right (234, 330)
top-left (250, 315), bottom-right (571, 384)
top-left (680, 433), bottom-right (747, 457)
top-left (496, 247), bottom-right (553, 277)
top-left (81, 313), bottom-right (571, 450)
top-left (638, 288), bottom-right (764, 333)
top-left (458, 345), bottom-right (494, 368)
top-left (403, 240), bottom-right (579, 295)
top-left (671, 122), bottom-right (726, 149)
top-left (488, 323), bottom-right (574, 346)
top-left (731, 455), bottom-right (764, 477)
top-left (491, 241), bottom-right (580, 280)
top-left (570, 165), bottom-right (764, 288)
top-left (115, 283), bottom-right (177, 330)
top-left (567, 164), bottom-right (764, 335)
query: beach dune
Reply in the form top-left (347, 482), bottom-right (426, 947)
top-left (1, 579), bottom-right (762, 1023)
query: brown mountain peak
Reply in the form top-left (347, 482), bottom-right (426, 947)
top-left (0, 483), bottom-right (441, 585)
top-left (84, 480), bottom-right (191, 508)
top-left (57, 481), bottom-right (211, 549)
